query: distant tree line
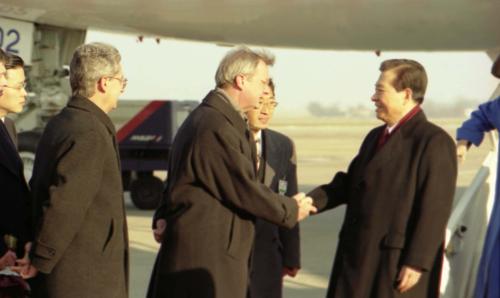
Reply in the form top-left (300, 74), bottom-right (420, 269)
top-left (307, 98), bottom-right (482, 118)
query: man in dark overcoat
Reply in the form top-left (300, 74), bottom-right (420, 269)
top-left (20, 43), bottom-right (129, 298)
top-left (147, 46), bottom-right (315, 298)
top-left (0, 53), bottom-right (32, 297)
top-left (309, 59), bottom-right (457, 298)
top-left (247, 80), bottom-right (301, 298)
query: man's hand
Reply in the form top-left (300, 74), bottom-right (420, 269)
top-left (282, 267), bottom-right (299, 278)
top-left (14, 262), bottom-right (38, 279)
top-left (153, 219), bottom-right (167, 243)
top-left (11, 242), bottom-right (38, 279)
top-left (457, 139), bottom-right (469, 164)
top-left (397, 265), bottom-right (422, 293)
top-left (0, 250), bottom-right (17, 270)
top-left (293, 193), bottom-right (317, 221)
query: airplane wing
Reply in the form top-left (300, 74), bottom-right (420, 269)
top-left (0, 0), bottom-right (499, 51)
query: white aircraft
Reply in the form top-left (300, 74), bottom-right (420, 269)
top-left (1, 1), bottom-right (499, 297)
top-left (0, 0), bottom-right (499, 51)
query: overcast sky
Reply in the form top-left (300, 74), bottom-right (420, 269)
top-left (86, 29), bottom-right (499, 115)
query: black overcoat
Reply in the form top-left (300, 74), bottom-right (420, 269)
top-left (249, 129), bottom-right (301, 298)
top-left (0, 118), bottom-right (30, 258)
top-left (309, 111), bottom-right (457, 298)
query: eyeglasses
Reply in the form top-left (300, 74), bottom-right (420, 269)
top-left (107, 76), bottom-right (128, 89)
top-left (257, 101), bottom-right (279, 110)
top-left (3, 82), bottom-right (27, 91)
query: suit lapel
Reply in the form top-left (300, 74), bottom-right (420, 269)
top-left (4, 118), bottom-right (18, 148)
top-left (262, 130), bottom-right (277, 188)
top-left (0, 130), bottom-right (21, 178)
top-left (364, 130), bottom-right (403, 175)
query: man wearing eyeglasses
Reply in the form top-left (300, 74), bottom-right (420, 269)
top-left (246, 79), bottom-right (301, 298)
top-left (0, 52), bottom-right (32, 297)
top-left (148, 46), bottom-right (315, 298)
top-left (19, 43), bottom-right (129, 298)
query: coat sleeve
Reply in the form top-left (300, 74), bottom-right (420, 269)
top-left (32, 130), bottom-right (105, 273)
top-left (403, 132), bottom-right (457, 271)
top-left (308, 172), bottom-right (350, 213)
top-left (278, 140), bottom-right (301, 268)
top-left (307, 128), bottom-right (379, 213)
top-left (308, 153), bottom-right (361, 213)
top-left (456, 97), bottom-right (500, 146)
top-left (191, 127), bottom-right (298, 229)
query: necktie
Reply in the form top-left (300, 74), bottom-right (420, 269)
top-left (255, 137), bottom-right (261, 169)
top-left (376, 128), bottom-right (390, 151)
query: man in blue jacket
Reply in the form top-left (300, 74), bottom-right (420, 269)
top-left (456, 54), bottom-right (500, 298)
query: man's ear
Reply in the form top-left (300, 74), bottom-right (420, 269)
top-left (234, 74), bottom-right (245, 90)
top-left (96, 77), bottom-right (107, 93)
top-left (404, 88), bottom-right (413, 102)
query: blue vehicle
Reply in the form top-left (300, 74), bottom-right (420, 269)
top-left (117, 100), bottom-right (198, 209)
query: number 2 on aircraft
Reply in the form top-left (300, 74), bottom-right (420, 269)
top-left (0, 26), bottom-right (20, 54)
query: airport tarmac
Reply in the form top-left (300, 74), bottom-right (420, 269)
top-left (125, 117), bottom-right (490, 298)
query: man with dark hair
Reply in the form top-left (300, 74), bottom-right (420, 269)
top-left (247, 79), bottom-right (301, 298)
top-left (20, 43), bottom-right (129, 298)
top-left (0, 49), bottom-right (8, 94)
top-left (0, 53), bottom-right (31, 297)
top-left (308, 59), bottom-right (457, 297)
top-left (1, 54), bottom-right (26, 146)
top-left (456, 54), bottom-right (500, 298)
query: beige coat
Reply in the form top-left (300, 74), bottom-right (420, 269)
top-left (147, 90), bottom-right (298, 298)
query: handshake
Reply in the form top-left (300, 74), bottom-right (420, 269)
top-left (293, 193), bottom-right (317, 221)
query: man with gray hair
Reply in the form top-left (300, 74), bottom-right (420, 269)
top-left (147, 46), bottom-right (316, 298)
top-left (20, 42), bottom-right (129, 298)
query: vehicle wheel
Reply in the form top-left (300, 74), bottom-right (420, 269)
top-left (18, 131), bottom-right (42, 181)
top-left (130, 174), bottom-right (164, 210)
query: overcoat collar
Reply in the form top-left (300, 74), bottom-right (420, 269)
top-left (202, 90), bottom-right (248, 135)
top-left (67, 95), bottom-right (116, 136)
top-left (360, 110), bottom-right (427, 181)
top-left (203, 90), bottom-right (258, 174)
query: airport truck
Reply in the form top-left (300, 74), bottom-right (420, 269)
top-left (116, 100), bottom-right (198, 209)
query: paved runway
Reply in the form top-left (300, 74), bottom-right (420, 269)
top-left (125, 118), bottom-right (490, 297)
top-left (125, 190), bottom-right (342, 298)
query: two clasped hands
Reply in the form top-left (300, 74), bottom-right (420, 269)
top-left (0, 242), bottom-right (37, 279)
top-left (292, 192), bottom-right (317, 221)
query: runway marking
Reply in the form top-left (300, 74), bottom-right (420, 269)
top-left (284, 270), bottom-right (329, 289)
